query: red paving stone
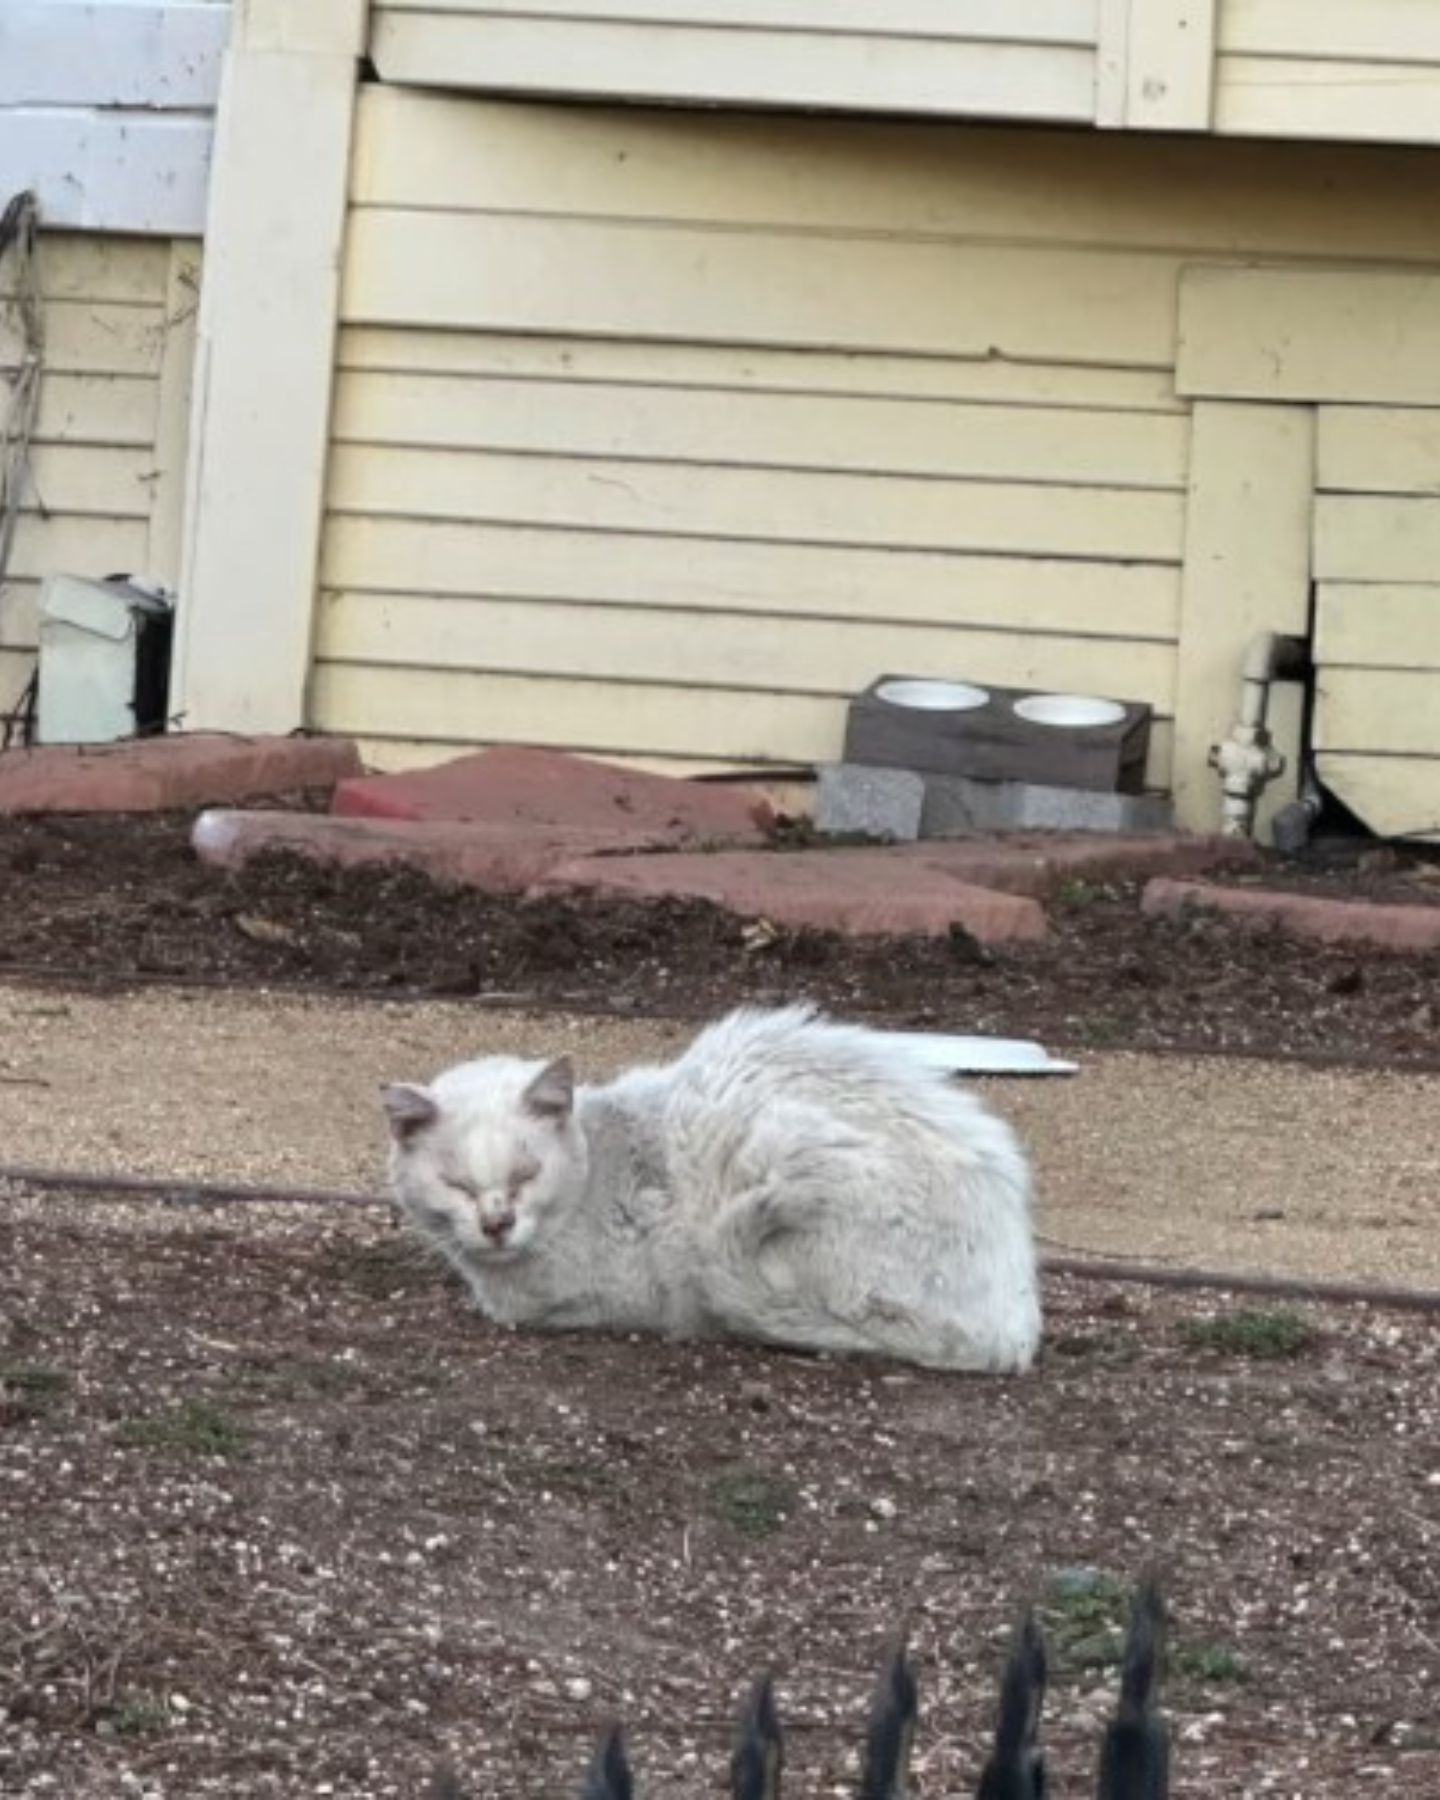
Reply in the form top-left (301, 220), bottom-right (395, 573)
top-left (891, 833), bottom-right (1260, 898)
top-left (537, 847), bottom-right (1048, 943)
top-left (0, 734), bottom-right (360, 815)
top-left (191, 811), bottom-right (678, 894)
top-left (191, 800), bottom-right (1267, 944)
top-left (333, 746), bottom-right (772, 844)
top-left (1142, 877), bottom-right (1440, 953)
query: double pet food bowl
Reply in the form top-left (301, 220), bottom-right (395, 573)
top-left (843, 676), bottom-right (1152, 794)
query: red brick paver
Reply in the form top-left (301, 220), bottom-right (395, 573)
top-left (333, 745), bottom-right (771, 844)
top-left (892, 833), bottom-right (1260, 899)
top-left (0, 735), bottom-right (361, 815)
top-left (191, 811), bottom-right (679, 894)
top-left (1142, 877), bottom-right (1440, 954)
top-left (537, 847), bottom-right (1048, 943)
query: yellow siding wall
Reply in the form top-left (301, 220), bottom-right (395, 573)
top-left (315, 91), bottom-right (1440, 789)
top-left (1216, 0), bottom-right (1440, 145)
top-left (368, 0), bottom-right (1098, 123)
top-left (368, 0), bottom-right (1440, 149)
top-left (0, 233), bottom-right (199, 720)
top-left (1314, 408), bottom-right (1440, 840)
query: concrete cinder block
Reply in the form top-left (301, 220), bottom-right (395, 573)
top-left (1016, 784), bottom-right (1174, 834)
top-left (920, 773), bottom-right (1173, 838)
top-left (815, 763), bottom-right (924, 841)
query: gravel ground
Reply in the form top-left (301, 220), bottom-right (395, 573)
top-left (2, 986), bottom-right (1438, 1289)
top-left (4, 810), bottom-right (1438, 1796)
top-left (1, 1191), bottom-right (1437, 1799)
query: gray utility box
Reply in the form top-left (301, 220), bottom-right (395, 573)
top-left (37, 574), bottom-right (173, 745)
top-left (843, 675), bottom-right (1152, 794)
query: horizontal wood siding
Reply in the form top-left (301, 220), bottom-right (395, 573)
top-left (1317, 407), bottom-right (1440, 498)
top-left (1311, 405), bottom-right (1440, 840)
top-left (1179, 268), bottom-right (1440, 406)
top-left (320, 516), bottom-right (1180, 639)
top-left (363, 0), bottom-right (1440, 147)
top-left (330, 369), bottom-right (1191, 488)
top-left (347, 92), bottom-right (1440, 261)
top-left (321, 93), bottom-right (1440, 782)
top-left (1216, 0), bottom-right (1440, 147)
top-left (369, 0), bottom-right (1097, 121)
top-left (314, 659), bottom-right (1181, 778)
top-left (344, 213), bottom-right (1182, 368)
top-left (323, 97), bottom-right (1250, 775)
top-left (0, 234), bottom-right (194, 714)
top-left (317, 335), bottom-right (1184, 773)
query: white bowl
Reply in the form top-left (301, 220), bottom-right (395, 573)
top-left (875, 678), bottom-right (990, 713)
top-left (1013, 693), bottom-right (1126, 729)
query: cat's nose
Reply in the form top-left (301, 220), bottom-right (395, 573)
top-left (482, 1211), bottom-right (516, 1243)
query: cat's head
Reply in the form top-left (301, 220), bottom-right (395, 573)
top-left (380, 1054), bottom-right (585, 1263)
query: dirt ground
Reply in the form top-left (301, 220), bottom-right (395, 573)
top-left (3, 812), bottom-right (1440, 1066)
top-left (2, 809), bottom-right (1439, 1797)
top-left (2, 1192), bottom-right (1438, 1799)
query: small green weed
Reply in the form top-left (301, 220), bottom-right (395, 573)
top-left (706, 1465), bottom-right (796, 1539)
top-left (1039, 1569), bottom-right (1129, 1674)
top-left (769, 823), bottom-right (891, 852)
top-left (1180, 1308), bottom-right (1317, 1360)
top-left (118, 1398), bottom-right (250, 1459)
top-left (1175, 1642), bottom-right (1249, 1685)
top-left (522, 1456), bottom-right (618, 1498)
top-left (1050, 1330), bottom-right (1139, 1366)
top-left (110, 1695), bottom-right (172, 1737)
top-left (233, 1355), bottom-right (364, 1402)
top-left (0, 1363), bottom-right (69, 1416)
top-left (1057, 879), bottom-right (1106, 912)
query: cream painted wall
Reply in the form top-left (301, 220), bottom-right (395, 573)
top-left (306, 91), bottom-right (1440, 836)
top-left (0, 234), bottom-right (200, 719)
top-left (369, 0), bottom-right (1100, 123)
top-left (364, 0), bottom-right (1440, 149)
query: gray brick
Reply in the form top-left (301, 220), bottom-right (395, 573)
top-left (815, 763), bottom-right (924, 842)
top-left (921, 774), bottom-right (1173, 837)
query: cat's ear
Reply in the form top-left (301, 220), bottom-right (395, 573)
top-left (523, 1056), bottom-right (574, 1122)
top-left (380, 1083), bottom-right (439, 1143)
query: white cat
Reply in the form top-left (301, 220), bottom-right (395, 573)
top-left (381, 1005), bottom-right (1041, 1373)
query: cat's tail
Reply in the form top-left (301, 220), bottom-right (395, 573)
top-left (1096, 1578), bottom-right (1170, 1800)
top-left (581, 1724), bottom-right (635, 1800)
top-left (974, 1608), bottom-right (1047, 1799)
top-left (731, 1672), bottom-right (784, 1800)
top-left (857, 1639), bottom-right (918, 1800)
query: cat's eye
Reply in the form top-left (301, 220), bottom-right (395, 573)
top-left (444, 1177), bottom-right (478, 1200)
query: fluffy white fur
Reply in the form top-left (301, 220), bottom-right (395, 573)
top-left (381, 1005), bottom-right (1041, 1373)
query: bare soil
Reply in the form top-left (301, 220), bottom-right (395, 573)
top-left (1205, 841), bottom-right (1440, 910)
top-left (2, 1192), bottom-right (1437, 1798)
top-left (1, 813), bottom-right (1440, 1066)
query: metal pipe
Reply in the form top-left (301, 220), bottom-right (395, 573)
top-left (1043, 1253), bottom-right (1440, 1316)
top-left (1208, 631), bottom-right (1310, 840)
top-left (0, 1163), bottom-right (380, 1208)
